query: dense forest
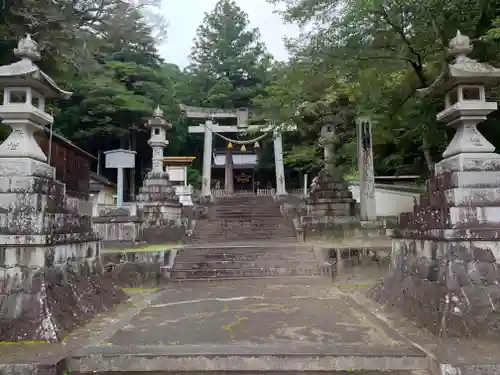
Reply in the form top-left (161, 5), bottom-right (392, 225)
top-left (1, 0), bottom-right (500, 191)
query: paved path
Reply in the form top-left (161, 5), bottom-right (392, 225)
top-left (70, 278), bottom-right (428, 373)
top-left (4, 276), bottom-right (500, 374)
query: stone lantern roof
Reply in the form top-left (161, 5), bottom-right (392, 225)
top-left (0, 34), bottom-right (72, 99)
top-left (146, 105), bottom-right (172, 130)
top-left (418, 30), bottom-right (500, 97)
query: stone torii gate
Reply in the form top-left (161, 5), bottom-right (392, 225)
top-left (182, 105), bottom-right (295, 197)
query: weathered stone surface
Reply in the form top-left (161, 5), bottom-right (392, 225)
top-left (68, 279), bottom-right (427, 373)
top-left (370, 167), bottom-right (500, 338)
top-left (306, 168), bottom-right (356, 217)
top-left (102, 251), bottom-right (168, 287)
top-left (173, 195), bottom-right (317, 280)
top-left (0, 265), bottom-right (126, 341)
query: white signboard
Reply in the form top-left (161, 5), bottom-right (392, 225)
top-left (165, 166), bottom-right (185, 183)
top-left (104, 149), bottom-right (136, 169)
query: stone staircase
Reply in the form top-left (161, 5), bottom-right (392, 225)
top-left (190, 195), bottom-right (296, 243)
top-left (171, 195), bottom-right (319, 280)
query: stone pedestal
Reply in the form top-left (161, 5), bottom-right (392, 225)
top-left (137, 170), bottom-right (183, 243)
top-left (138, 170), bottom-right (182, 221)
top-left (370, 154), bottom-right (500, 337)
top-left (174, 185), bottom-right (194, 206)
top-left (306, 168), bottom-right (356, 217)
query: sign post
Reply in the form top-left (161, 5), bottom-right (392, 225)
top-left (104, 149), bottom-right (137, 207)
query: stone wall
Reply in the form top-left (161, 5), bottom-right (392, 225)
top-left (0, 264), bottom-right (126, 341)
top-left (103, 251), bottom-right (169, 287)
top-left (91, 203), bottom-right (193, 248)
top-left (369, 172), bottom-right (500, 338)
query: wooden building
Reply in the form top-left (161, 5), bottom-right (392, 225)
top-left (36, 128), bottom-right (96, 200)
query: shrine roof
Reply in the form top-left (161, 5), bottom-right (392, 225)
top-left (90, 172), bottom-right (116, 189)
top-left (37, 126), bottom-right (96, 160)
top-left (0, 34), bottom-right (72, 99)
top-left (162, 156), bottom-right (196, 165)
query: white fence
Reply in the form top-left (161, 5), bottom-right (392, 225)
top-left (348, 181), bottom-right (422, 217)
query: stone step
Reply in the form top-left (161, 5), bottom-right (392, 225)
top-left (189, 235), bottom-right (296, 242)
top-left (193, 229), bottom-right (294, 233)
top-left (170, 267), bottom-right (321, 279)
top-left (193, 230), bottom-right (294, 235)
top-left (173, 260), bottom-right (318, 270)
top-left (70, 344), bottom-right (430, 373)
top-left (178, 246), bottom-right (311, 253)
top-left (191, 230), bottom-right (296, 236)
top-left (175, 254), bottom-right (316, 264)
top-left (195, 223), bottom-right (291, 228)
top-left (175, 251), bottom-right (316, 262)
top-left (214, 208), bottom-right (278, 212)
top-left (214, 213), bottom-right (282, 218)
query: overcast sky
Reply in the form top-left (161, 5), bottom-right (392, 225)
top-left (158, 0), bottom-right (300, 68)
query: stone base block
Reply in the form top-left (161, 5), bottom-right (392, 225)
top-left (369, 237), bottom-right (500, 338)
top-left (0, 157), bottom-right (55, 178)
top-left (435, 152), bottom-right (500, 174)
top-left (103, 251), bottom-right (169, 287)
top-left (142, 225), bottom-right (185, 244)
top-left (0, 177), bottom-right (64, 198)
top-left (93, 220), bottom-right (142, 243)
top-left (0, 231), bottom-right (99, 246)
top-left (142, 203), bottom-right (182, 221)
top-left (0, 211), bottom-right (93, 234)
top-left (0, 265), bottom-right (127, 341)
top-left (0, 241), bottom-right (100, 278)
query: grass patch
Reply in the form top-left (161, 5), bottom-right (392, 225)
top-left (0, 340), bottom-right (50, 345)
top-left (103, 243), bottom-right (182, 253)
top-left (122, 287), bottom-right (160, 293)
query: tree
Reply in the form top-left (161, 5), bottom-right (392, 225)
top-left (186, 0), bottom-right (273, 108)
top-left (265, 0), bottom-right (500, 176)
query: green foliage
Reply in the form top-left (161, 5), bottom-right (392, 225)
top-left (263, 0), bottom-right (500, 176)
top-left (187, 167), bottom-right (202, 189)
top-left (3, 0), bottom-right (500, 191)
top-left (185, 0), bottom-right (273, 108)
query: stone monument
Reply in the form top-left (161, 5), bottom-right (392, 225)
top-left (0, 34), bottom-right (125, 341)
top-left (370, 31), bottom-right (500, 337)
top-left (356, 116), bottom-right (376, 221)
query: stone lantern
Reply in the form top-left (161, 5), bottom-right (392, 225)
top-left (0, 34), bottom-right (72, 166)
top-left (419, 30), bottom-right (500, 166)
top-left (146, 105), bottom-right (172, 175)
top-left (372, 31), bottom-right (500, 338)
top-left (305, 104), bottom-right (356, 218)
top-left (0, 35), bottom-right (125, 343)
top-left (319, 114), bottom-right (343, 163)
top-left (138, 106), bottom-right (181, 223)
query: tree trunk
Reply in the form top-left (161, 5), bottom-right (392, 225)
top-left (422, 135), bottom-right (434, 176)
